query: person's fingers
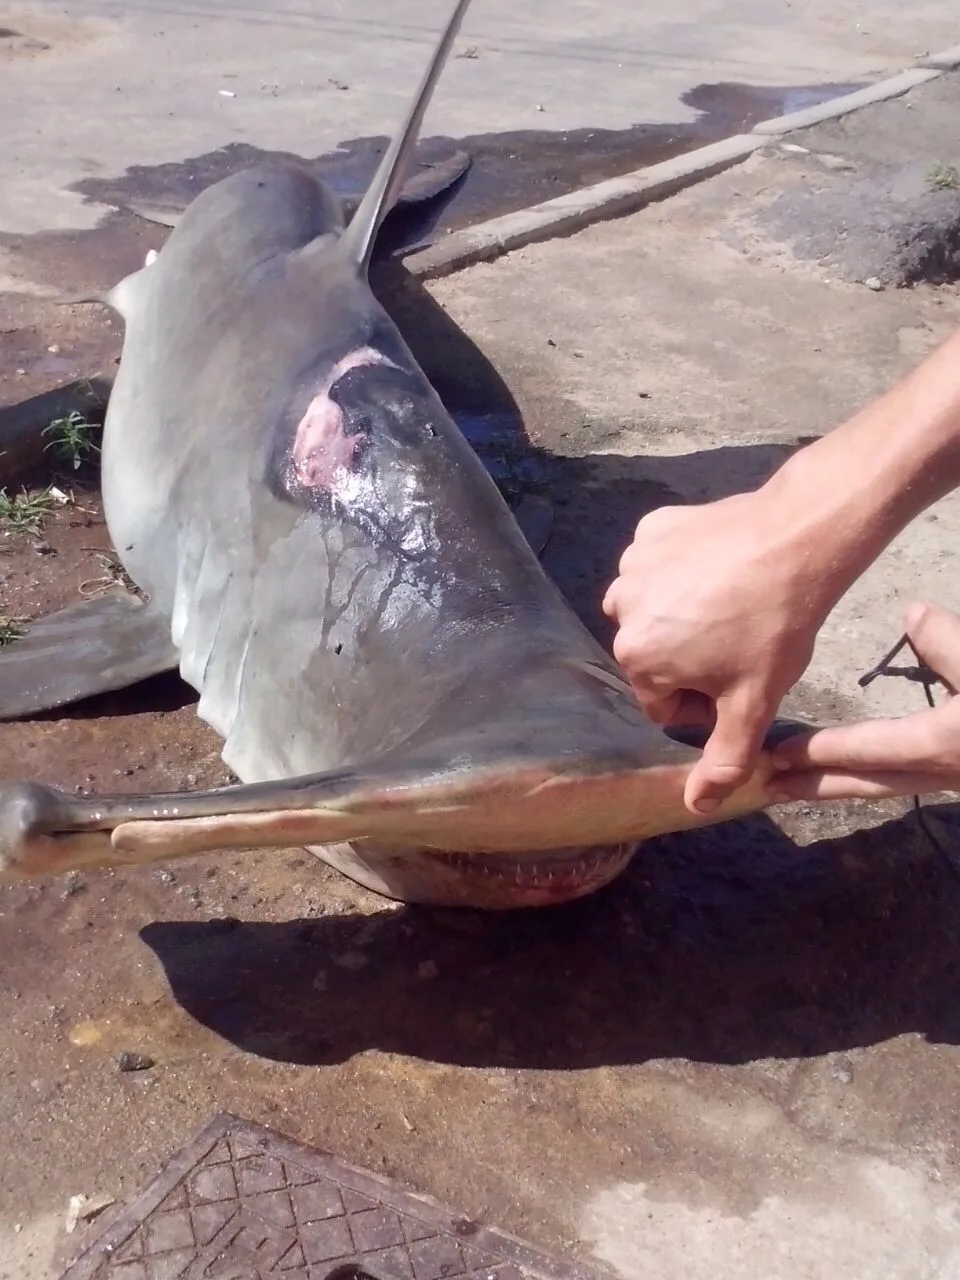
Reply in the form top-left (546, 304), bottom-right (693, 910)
top-left (600, 579), bottom-right (621, 620)
top-left (683, 686), bottom-right (774, 815)
top-left (664, 690), bottom-right (716, 727)
top-left (631, 688), bottom-right (684, 726)
top-left (768, 767), bottom-right (960, 803)
top-left (633, 688), bottom-right (717, 730)
top-left (771, 708), bottom-right (956, 775)
top-left (605, 506), bottom-right (690, 602)
top-left (610, 622), bottom-right (690, 711)
top-left (906, 600), bottom-right (960, 692)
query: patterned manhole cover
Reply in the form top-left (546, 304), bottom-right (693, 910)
top-left (59, 1113), bottom-right (602, 1280)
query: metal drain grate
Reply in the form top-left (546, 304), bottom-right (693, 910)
top-left (59, 1113), bottom-right (601, 1280)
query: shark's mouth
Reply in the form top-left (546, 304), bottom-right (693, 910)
top-left (430, 842), bottom-right (635, 887)
top-left (363, 840), bottom-right (640, 908)
top-left (308, 838), bottom-right (640, 909)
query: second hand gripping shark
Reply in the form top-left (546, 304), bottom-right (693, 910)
top-left (0, 0), bottom-right (801, 909)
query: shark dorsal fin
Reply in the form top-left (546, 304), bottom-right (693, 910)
top-left (339, 0), bottom-right (473, 273)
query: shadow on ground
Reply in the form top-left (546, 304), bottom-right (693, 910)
top-left (140, 800), bottom-right (960, 1071)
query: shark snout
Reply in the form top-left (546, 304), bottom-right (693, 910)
top-left (0, 781), bottom-right (114, 879)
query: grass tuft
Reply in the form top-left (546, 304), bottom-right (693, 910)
top-left (0, 487), bottom-right (56, 536)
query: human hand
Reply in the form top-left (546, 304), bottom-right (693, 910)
top-left (770, 601), bottom-right (960, 800)
top-left (602, 492), bottom-right (839, 815)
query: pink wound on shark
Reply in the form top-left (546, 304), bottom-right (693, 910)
top-left (292, 347), bottom-right (397, 489)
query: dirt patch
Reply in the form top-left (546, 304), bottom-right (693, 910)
top-left (726, 72), bottom-right (960, 287)
top-left (0, 489), bottom-right (225, 798)
top-left (756, 156), bottom-right (960, 288)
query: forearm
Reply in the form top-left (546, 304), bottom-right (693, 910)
top-left (759, 326), bottom-right (960, 609)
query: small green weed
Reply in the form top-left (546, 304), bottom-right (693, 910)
top-left (76, 377), bottom-right (107, 410)
top-left (928, 162), bottom-right (960, 190)
top-left (0, 487), bottom-right (57, 536)
top-left (0, 617), bottom-right (24, 646)
top-left (42, 410), bottom-right (100, 471)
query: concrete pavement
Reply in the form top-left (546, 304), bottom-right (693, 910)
top-left (1, 0), bottom-right (958, 235)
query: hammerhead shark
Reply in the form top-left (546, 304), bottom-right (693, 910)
top-left (0, 0), bottom-right (794, 908)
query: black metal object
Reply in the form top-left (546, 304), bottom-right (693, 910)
top-left (859, 631), bottom-right (960, 889)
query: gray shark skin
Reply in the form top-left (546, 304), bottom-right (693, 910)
top-left (0, 0), bottom-right (799, 909)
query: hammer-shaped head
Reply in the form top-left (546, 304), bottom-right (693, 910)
top-left (0, 724), bottom-right (788, 906)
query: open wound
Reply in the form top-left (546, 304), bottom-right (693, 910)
top-left (292, 347), bottom-right (398, 490)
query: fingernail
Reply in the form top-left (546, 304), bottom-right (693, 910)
top-left (770, 757), bottom-right (792, 772)
top-left (767, 789), bottom-right (793, 804)
top-left (693, 797), bottom-right (720, 814)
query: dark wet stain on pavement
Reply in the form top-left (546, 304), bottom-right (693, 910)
top-left (65, 79), bottom-right (865, 248)
top-left (0, 78), bottom-right (864, 374)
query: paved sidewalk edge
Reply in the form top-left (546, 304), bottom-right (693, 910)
top-left (917, 43), bottom-right (960, 70)
top-left (404, 53), bottom-right (958, 283)
top-left (404, 133), bottom-right (764, 280)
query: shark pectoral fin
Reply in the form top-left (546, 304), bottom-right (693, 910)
top-left (113, 808), bottom-right (367, 861)
top-left (105, 263), bottom-right (154, 320)
top-left (0, 592), bottom-right (179, 720)
top-left (107, 752), bottom-right (782, 864)
top-left (0, 733), bottom-right (787, 881)
top-left (0, 767), bottom-right (393, 877)
top-left (340, 148), bottom-right (472, 259)
top-left (394, 149), bottom-right (470, 208)
top-left (340, 149), bottom-right (471, 224)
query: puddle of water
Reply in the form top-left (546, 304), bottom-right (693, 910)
top-left (683, 80), bottom-right (863, 124)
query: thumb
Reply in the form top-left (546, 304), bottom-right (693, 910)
top-left (906, 600), bottom-right (960, 693)
top-left (628, 687), bottom-right (684, 726)
top-left (683, 687), bottom-right (773, 815)
top-left (635, 689), bottom-right (717, 729)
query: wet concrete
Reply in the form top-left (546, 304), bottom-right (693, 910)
top-left (65, 80), bottom-right (863, 245)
